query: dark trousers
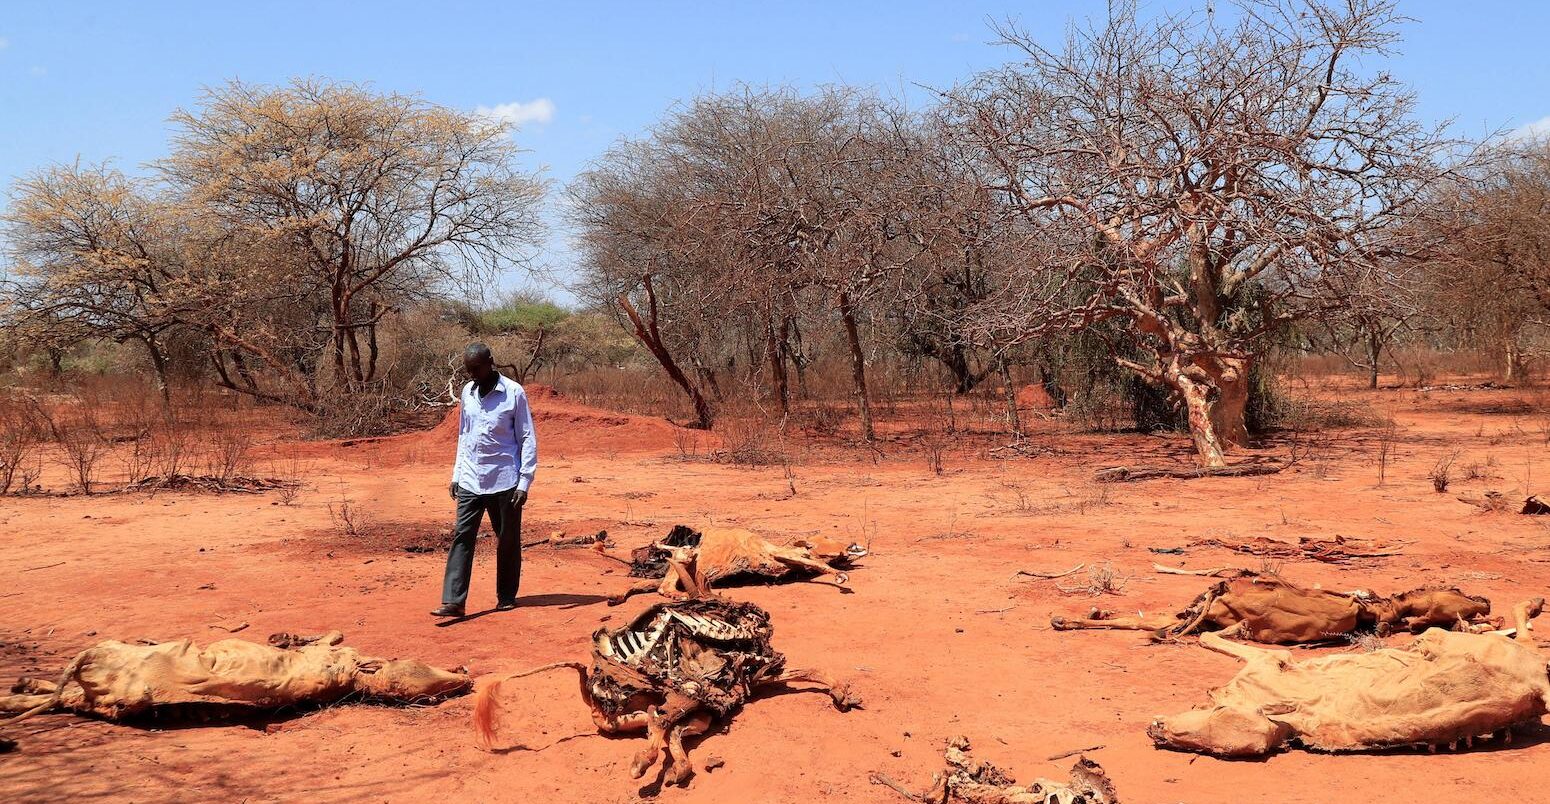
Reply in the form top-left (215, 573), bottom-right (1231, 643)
top-left (441, 486), bottom-right (523, 607)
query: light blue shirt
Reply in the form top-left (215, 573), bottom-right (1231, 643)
top-left (452, 375), bottom-right (538, 495)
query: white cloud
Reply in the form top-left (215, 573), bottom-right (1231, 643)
top-left (0, 37), bottom-right (10, 50)
top-left (475, 98), bottom-right (556, 135)
top-left (1507, 115), bottom-right (1550, 143)
top-left (28, 65), bottom-right (46, 77)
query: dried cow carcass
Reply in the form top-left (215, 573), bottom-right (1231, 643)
top-left (872, 735), bottom-right (1119, 804)
top-left (475, 596), bottom-right (858, 786)
top-left (1051, 575), bottom-right (1494, 645)
top-left (610, 525), bottom-right (867, 604)
top-left (0, 631), bottom-right (470, 727)
top-left (1150, 600), bottom-right (1550, 757)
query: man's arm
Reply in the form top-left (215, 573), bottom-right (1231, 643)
top-left (450, 383), bottom-right (468, 498)
top-left (512, 386), bottom-right (538, 500)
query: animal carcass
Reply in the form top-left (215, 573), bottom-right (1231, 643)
top-left (873, 735), bottom-right (1120, 804)
top-left (609, 525), bottom-right (867, 604)
top-left (0, 631), bottom-right (470, 726)
top-left (1051, 576), bottom-right (1493, 644)
top-left (1150, 600), bottom-right (1550, 756)
top-left (475, 596), bottom-right (858, 786)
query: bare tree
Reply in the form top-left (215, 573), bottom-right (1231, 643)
top-left (949, 0), bottom-right (1463, 466)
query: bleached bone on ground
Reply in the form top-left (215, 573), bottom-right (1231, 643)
top-left (607, 525), bottom-right (866, 605)
top-left (1190, 534), bottom-right (1406, 562)
top-left (1150, 599), bottom-right (1549, 757)
top-left (871, 735), bottom-right (1119, 804)
top-left (0, 631), bottom-right (471, 728)
top-left (475, 559), bottom-right (857, 787)
top-left (1051, 575), bottom-right (1495, 644)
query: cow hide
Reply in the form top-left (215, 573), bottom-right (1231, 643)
top-left (1150, 601), bottom-right (1550, 756)
top-left (0, 631), bottom-right (470, 726)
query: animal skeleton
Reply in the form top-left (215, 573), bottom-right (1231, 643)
top-left (872, 735), bottom-right (1120, 804)
top-left (1051, 575), bottom-right (1495, 644)
top-left (609, 525), bottom-right (866, 604)
top-left (0, 631), bottom-right (470, 728)
top-left (1150, 599), bottom-right (1550, 756)
top-left (476, 560), bottom-right (857, 786)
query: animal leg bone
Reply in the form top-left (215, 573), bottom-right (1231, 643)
top-left (772, 667), bottom-right (861, 710)
top-left (664, 711), bottom-right (714, 786)
top-left (607, 580), bottom-right (661, 606)
top-left (1050, 612), bottom-right (1178, 632)
top-left (1198, 631), bottom-right (1292, 666)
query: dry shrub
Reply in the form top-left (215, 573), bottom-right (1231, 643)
top-left (712, 403), bottom-right (789, 466)
top-left (1429, 450), bottom-right (1460, 493)
top-left (328, 485), bottom-right (371, 537)
top-left (55, 424), bottom-right (108, 494)
top-left (1267, 395), bottom-right (1393, 431)
top-left (0, 394), bottom-right (48, 494)
top-left (202, 425), bottom-right (254, 482)
top-left (1057, 561), bottom-right (1128, 596)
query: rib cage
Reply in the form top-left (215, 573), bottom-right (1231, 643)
top-left (587, 598), bottom-right (783, 719)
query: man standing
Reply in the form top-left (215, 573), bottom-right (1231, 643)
top-left (432, 343), bottom-right (538, 618)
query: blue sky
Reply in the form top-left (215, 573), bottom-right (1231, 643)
top-left (2, 1), bottom-right (1547, 302)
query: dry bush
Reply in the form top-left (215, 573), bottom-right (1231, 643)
top-left (1057, 561), bottom-right (1128, 596)
top-left (201, 424), bottom-right (254, 482)
top-left (1461, 456), bottom-right (1499, 481)
top-left (0, 395), bottom-right (48, 494)
top-left (55, 424), bottom-right (108, 494)
top-left (328, 485), bottom-right (371, 537)
top-left (1429, 450), bottom-right (1460, 493)
top-left (1375, 422), bottom-right (1398, 486)
top-left (712, 402), bottom-right (790, 466)
top-left (1267, 395), bottom-right (1393, 431)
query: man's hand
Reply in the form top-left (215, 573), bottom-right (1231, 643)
top-left (510, 488), bottom-right (527, 508)
top-left (449, 481), bottom-right (458, 500)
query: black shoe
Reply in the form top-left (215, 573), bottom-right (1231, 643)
top-left (495, 600), bottom-right (518, 611)
top-left (431, 604), bottom-right (465, 618)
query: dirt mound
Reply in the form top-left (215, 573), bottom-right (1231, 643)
top-left (408, 382), bottom-right (688, 458)
top-left (1017, 383), bottom-right (1057, 410)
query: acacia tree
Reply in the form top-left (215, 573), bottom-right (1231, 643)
top-left (1442, 142), bottom-right (1550, 379)
top-left (570, 139), bottom-right (723, 428)
top-left (3, 164), bottom-right (197, 402)
top-left (160, 79), bottom-right (546, 399)
top-left (950, 0), bottom-right (1461, 466)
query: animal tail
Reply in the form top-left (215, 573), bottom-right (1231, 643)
top-left (0, 651), bottom-right (88, 729)
top-left (473, 661), bottom-right (589, 751)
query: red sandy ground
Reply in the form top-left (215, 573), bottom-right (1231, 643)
top-left (2, 380), bottom-right (1549, 803)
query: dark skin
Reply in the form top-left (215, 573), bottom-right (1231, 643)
top-left (450, 351), bottom-right (527, 508)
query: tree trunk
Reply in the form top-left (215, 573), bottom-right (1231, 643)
top-left (999, 358), bottom-right (1022, 438)
top-left (1163, 354), bottom-right (1250, 469)
top-left (1367, 330), bottom-right (1381, 390)
top-left (764, 316), bottom-right (790, 414)
top-left (838, 292), bottom-right (874, 442)
top-left (1175, 371), bottom-right (1228, 468)
top-left (142, 336), bottom-right (172, 408)
top-left (617, 292), bottom-right (713, 429)
top-left (1505, 339), bottom-right (1526, 383)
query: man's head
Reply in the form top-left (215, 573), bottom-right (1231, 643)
top-left (464, 342), bottom-right (496, 385)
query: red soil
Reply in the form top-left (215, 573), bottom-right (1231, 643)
top-left (2, 378), bottom-right (1549, 802)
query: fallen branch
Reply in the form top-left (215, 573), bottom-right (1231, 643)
top-left (22, 562), bottom-right (65, 572)
top-left (1014, 563), bottom-right (1085, 580)
top-left (1046, 744), bottom-right (1104, 761)
top-left (1094, 462), bottom-right (1284, 483)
